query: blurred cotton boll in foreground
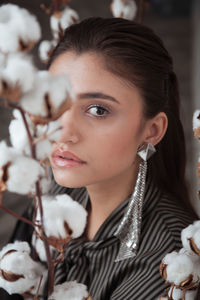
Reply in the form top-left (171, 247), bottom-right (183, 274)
top-left (0, 241), bottom-right (46, 295)
top-left (0, 141), bottom-right (17, 169)
top-left (35, 194), bottom-right (87, 251)
top-left (9, 109), bottom-right (62, 160)
top-left (9, 109), bottom-right (34, 154)
top-left (48, 281), bottom-right (89, 300)
top-left (21, 71), bottom-right (73, 125)
top-left (0, 141), bottom-right (41, 194)
top-left (0, 53), bottom-right (36, 100)
top-left (0, 4), bottom-right (41, 53)
top-left (35, 119), bottom-right (62, 160)
top-left (50, 6), bottom-right (79, 41)
top-left (6, 156), bottom-right (41, 195)
top-left (111, 0), bottom-right (137, 20)
top-left (39, 40), bottom-right (57, 64)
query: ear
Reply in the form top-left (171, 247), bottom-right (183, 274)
top-left (143, 112), bottom-right (168, 146)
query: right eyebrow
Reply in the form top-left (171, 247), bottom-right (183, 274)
top-left (77, 92), bottom-right (120, 104)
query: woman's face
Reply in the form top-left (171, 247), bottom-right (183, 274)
top-left (49, 51), bottom-right (148, 189)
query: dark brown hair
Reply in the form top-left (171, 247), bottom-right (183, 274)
top-left (49, 17), bottom-right (196, 216)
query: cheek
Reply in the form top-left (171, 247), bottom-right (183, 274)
top-left (92, 123), bottom-right (140, 170)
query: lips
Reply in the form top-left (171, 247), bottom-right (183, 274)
top-left (51, 149), bottom-right (86, 164)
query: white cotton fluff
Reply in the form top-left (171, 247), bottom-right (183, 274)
top-left (32, 234), bottom-right (54, 262)
top-left (0, 4), bottom-right (41, 53)
top-left (0, 141), bottom-right (17, 168)
top-left (0, 53), bottom-right (36, 93)
top-left (7, 156), bottom-right (41, 194)
top-left (21, 71), bottom-right (72, 117)
top-left (31, 166), bottom-right (53, 195)
top-left (50, 7), bottom-right (79, 40)
top-left (0, 53), bottom-right (6, 69)
top-left (48, 281), bottom-right (88, 300)
top-left (168, 286), bottom-right (198, 300)
top-left (36, 194), bottom-right (87, 239)
top-left (193, 110), bottom-right (200, 130)
top-left (163, 250), bottom-right (199, 286)
top-left (9, 109), bottom-right (34, 155)
top-left (111, 0), bottom-right (137, 20)
top-left (38, 40), bottom-right (57, 63)
top-left (35, 119), bottom-right (62, 160)
top-left (0, 241), bottom-right (46, 295)
top-left (181, 221), bottom-right (200, 254)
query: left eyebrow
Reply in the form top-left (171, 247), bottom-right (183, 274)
top-left (77, 92), bottom-right (120, 104)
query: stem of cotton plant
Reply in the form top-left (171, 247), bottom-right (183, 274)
top-left (7, 103), bottom-right (55, 295)
top-left (0, 202), bottom-right (36, 227)
top-left (138, 0), bottom-right (145, 24)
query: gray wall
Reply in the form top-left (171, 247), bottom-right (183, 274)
top-left (0, 0), bottom-right (199, 248)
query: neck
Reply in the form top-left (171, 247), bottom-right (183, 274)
top-left (85, 161), bottom-right (140, 240)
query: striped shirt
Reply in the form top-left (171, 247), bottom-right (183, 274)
top-left (51, 179), bottom-right (195, 300)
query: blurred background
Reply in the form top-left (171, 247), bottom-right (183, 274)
top-left (0, 0), bottom-right (199, 248)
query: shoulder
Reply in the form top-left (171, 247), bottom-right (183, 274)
top-left (141, 190), bottom-right (197, 254)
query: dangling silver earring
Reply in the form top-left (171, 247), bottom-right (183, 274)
top-left (114, 142), bottom-right (156, 262)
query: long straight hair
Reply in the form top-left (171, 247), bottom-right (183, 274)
top-left (49, 17), bottom-right (197, 217)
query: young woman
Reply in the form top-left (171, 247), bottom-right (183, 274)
top-left (1, 17), bottom-right (198, 300)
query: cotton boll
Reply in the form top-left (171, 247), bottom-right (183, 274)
top-left (181, 221), bottom-right (200, 255)
top-left (9, 109), bottom-right (34, 155)
top-left (36, 139), bottom-right (52, 161)
top-left (0, 4), bottom-right (41, 53)
top-left (0, 141), bottom-right (16, 168)
top-left (21, 71), bottom-right (72, 124)
top-left (39, 40), bottom-right (57, 63)
top-left (0, 241), bottom-right (46, 295)
top-left (7, 156), bottom-right (41, 194)
top-left (31, 166), bottom-right (53, 195)
top-left (32, 234), bottom-right (54, 262)
top-left (35, 120), bottom-right (62, 160)
top-left (36, 194), bottom-right (87, 251)
top-left (0, 53), bottom-right (6, 69)
top-left (1, 53), bottom-right (36, 95)
top-left (48, 281), bottom-right (89, 300)
top-left (161, 250), bottom-right (199, 288)
top-left (111, 0), bottom-right (137, 20)
top-left (50, 7), bottom-right (79, 40)
top-left (168, 286), bottom-right (198, 300)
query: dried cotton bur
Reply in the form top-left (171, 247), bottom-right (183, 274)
top-left (33, 194), bottom-right (88, 254)
top-left (110, 0), bottom-right (137, 20)
top-left (39, 4), bottom-right (79, 64)
top-left (20, 71), bottom-right (73, 125)
top-left (0, 141), bottom-right (41, 195)
top-left (0, 4), bottom-right (41, 54)
top-left (0, 241), bottom-right (47, 296)
top-left (0, 53), bottom-right (36, 103)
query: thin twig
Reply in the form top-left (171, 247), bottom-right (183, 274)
top-left (137, 0), bottom-right (145, 24)
top-left (0, 204), bottom-right (36, 227)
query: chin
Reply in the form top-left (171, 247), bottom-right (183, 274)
top-left (52, 171), bottom-right (86, 189)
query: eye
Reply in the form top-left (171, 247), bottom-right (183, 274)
top-left (86, 104), bottom-right (110, 119)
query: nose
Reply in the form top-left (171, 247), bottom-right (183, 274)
top-left (59, 108), bottom-right (80, 144)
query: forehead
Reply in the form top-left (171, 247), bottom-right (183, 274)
top-left (49, 51), bottom-right (144, 108)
